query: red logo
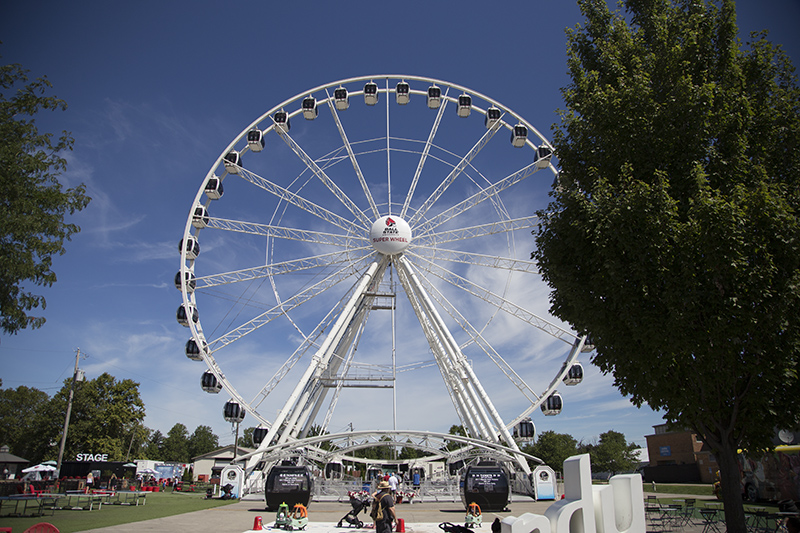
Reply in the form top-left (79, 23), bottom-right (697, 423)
top-left (385, 217), bottom-right (396, 227)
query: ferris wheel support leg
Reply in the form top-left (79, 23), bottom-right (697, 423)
top-left (277, 259), bottom-right (389, 445)
top-left (254, 260), bottom-right (382, 452)
top-left (395, 259), bottom-right (488, 439)
top-left (396, 256), bottom-right (512, 444)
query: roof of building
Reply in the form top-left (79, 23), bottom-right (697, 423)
top-left (192, 444), bottom-right (254, 461)
top-left (0, 445), bottom-right (30, 464)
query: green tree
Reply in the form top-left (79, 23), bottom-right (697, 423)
top-left (590, 431), bottom-right (639, 475)
top-left (145, 430), bottom-right (164, 460)
top-left (525, 430), bottom-right (577, 471)
top-left (0, 385), bottom-right (51, 461)
top-left (533, 1), bottom-right (800, 532)
top-left (0, 63), bottom-right (91, 334)
top-left (50, 372), bottom-right (145, 462)
top-left (189, 425), bottom-right (219, 459)
top-left (162, 423), bottom-right (189, 462)
top-left (237, 426), bottom-right (254, 450)
top-left (443, 424), bottom-right (468, 452)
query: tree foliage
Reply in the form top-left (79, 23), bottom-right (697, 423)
top-left (52, 373), bottom-right (146, 462)
top-left (145, 430), bottom-right (165, 460)
top-left (0, 385), bottom-right (51, 461)
top-left (162, 423), bottom-right (190, 463)
top-left (0, 64), bottom-right (91, 334)
top-left (189, 425), bottom-right (220, 459)
top-left (523, 430), bottom-right (578, 471)
top-left (583, 430), bottom-right (640, 475)
top-left (533, 1), bottom-right (800, 531)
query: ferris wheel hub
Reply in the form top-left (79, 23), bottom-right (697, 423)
top-left (370, 215), bottom-right (412, 255)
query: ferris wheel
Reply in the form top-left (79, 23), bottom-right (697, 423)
top-left (176, 75), bottom-right (591, 467)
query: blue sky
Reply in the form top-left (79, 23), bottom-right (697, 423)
top-left (1, 1), bottom-right (799, 453)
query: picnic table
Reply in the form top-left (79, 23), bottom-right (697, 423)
top-left (0, 494), bottom-right (59, 517)
top-left (59, 491), bottom-right (107, 510)
top-left (109, 490), bottom-right (148, 506)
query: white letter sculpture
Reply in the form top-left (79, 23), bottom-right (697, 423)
top-left (501, 454), bottom-right (645, 533)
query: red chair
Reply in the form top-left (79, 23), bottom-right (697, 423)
top-left (23, 523), bottom-right (60, 533)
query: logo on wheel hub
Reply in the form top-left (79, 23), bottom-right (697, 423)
top-left (370, 216), bottom-right (411, 255)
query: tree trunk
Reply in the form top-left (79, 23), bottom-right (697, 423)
top-left (716, 439), bottom-right (747, 533)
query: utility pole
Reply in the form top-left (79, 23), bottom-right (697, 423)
top-left (56, 348), bottom-right (86, 479)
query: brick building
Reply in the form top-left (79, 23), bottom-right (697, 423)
top-left (643, 424), bottom-right (717, 484)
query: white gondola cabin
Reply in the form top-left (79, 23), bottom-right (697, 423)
top-left (514, 417), bottom-right (536, 440)
top-left (364, 81), bottom-right (378, 106)
top-left (176, 303), bottom-right (198, 327)
top-left (252, 426), bottom-right (269, 446)
top-left (223, 401), bottom-right (246, 423)
top-left (541, 392), bottom-right (563, 416)
top-left (201, 371), bottom-right (222, 393)
top-left (192, 205), bottom-right (209, 229)
top-left (273, 109), bottom-right (290, 133)
top-left (205, 175), bottom-right (224, 200)
top-left (581, 336), bottom-right (595, 352)
top-left (396, 81), bottom-right (410, 105)
top-left (247, 129), bottom-right (265, 152)
top-left (457, 93), bottom-right (472, 117)
top-left (427, 85), bottom-right (441, 109)
top-left (334, 87), bottom-right (349, 110)
top-left (511, 124), bottom-right (528, 147)
top-left (563, 363), bottom-right (584, 386)
top-left (223, 151), bottom-right (241, 174)
top-left (174, 270), bottom-right (196, 293)
top-left (179, 236), bottom-right (200, 260)
top-left (536, 145), bottom-right (553, 169)
top-left (185, 337), bottom-right (206, 361)
top-left (485, 106), bottom-right (501, 129)
top-left (302, 96), bottom-right (318, 120)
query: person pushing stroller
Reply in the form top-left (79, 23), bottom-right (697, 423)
top-left (371, 480), bottom-right (397, 533)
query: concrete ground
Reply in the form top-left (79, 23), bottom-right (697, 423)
top-left (79, 493), bottom-right (712, 533)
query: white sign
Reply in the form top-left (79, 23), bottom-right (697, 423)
top-left (501, 454), bottom-right (645, 533)
top-left (76, 453), bottom-right (109, 462)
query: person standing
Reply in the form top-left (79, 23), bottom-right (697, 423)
top-left (371, 480), bottom-right (397, 533)
top-left (388, 472), bottom-right (399, 497)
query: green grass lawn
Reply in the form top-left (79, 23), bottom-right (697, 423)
top-left (645, 483), bottom-right (715, 496)
top-left (0, 490), bottom-right (238, 533)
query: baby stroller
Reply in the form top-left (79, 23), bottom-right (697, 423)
top-left (338, 493), bottom-right (371, 528)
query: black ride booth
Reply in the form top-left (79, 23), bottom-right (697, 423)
top-left (265, 465), bottom-right (314, 511)
top-left (461, 463), bottom-right (511, 512)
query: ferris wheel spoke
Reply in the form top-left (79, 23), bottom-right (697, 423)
top-left (410, 247), bottom-right (539, 274)
top-left (206, 217), bottom-right (368, 247)
top-left (400, 87), bottom-right (450, 219)
top-left (235, 166), bottom-right (363, 235)
top-left (395, 255), bottom-right (518, 446)
top-left (324, 89), bottom-right (380, 220)
top-left (250, 301), bottom-right (343, 411)
top-left (276, 128), bottom-right (373, 229)
top-left (408, 115), bottom-right (504, 227)
top-left (196, 248), bottom-right (373, 289)
top-left (410, 253), bottom-right (577, 344)
top-left (414, 216), bottom-right (539, 246)
top-left (413, 160), bottom-right (542, 238)
top-left (206, 257), bottom-right (372, 352)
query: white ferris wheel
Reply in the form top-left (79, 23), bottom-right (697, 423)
top-left (176, 75), bottom-right (591, 472)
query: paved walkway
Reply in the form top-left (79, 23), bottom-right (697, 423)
top-left (78, 493), bottom-right (714, 533)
